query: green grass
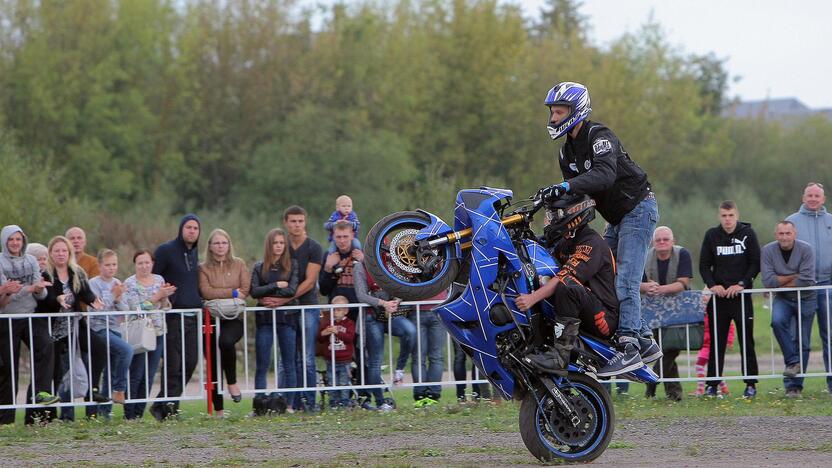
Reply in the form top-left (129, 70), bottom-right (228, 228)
top-left (0, 377), bottom-right (830, 442)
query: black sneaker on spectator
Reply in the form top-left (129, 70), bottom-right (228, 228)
top-left (90, 388), bottom-right (111, 403)
top-left (742, 385), bottom-right (757, 399)
top-left (637, 336), bottom-right (663, 363)
top-left (596, 336), bottom-right (643, 377)
top-left (783, 363), bottom-right (801, 378)
top-left (704, 386), bottom-right (722, 399)
top-left (35, 391), bottom-right (60, 405)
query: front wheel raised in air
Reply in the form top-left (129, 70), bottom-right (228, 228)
top-left (364, 211), bottom-right (459, 301)
top-left (519, 373), bottom-right (614, 463)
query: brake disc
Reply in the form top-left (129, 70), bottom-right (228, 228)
top-left (543, 390), bottom-right (597, 447)
top-left (389, 229), bottom-right (421, 274)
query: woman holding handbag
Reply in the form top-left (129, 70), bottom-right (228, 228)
top-left (199, 228), bottom-right (250, 416)
top-left (38, 236), bottom-right (104, 423)
top-left (250, 228), bottom-right (299, 413)
top-left (122, 250), bottom-right (176, 420)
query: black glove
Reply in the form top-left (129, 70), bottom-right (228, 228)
top-left (537, 183), bottom-right (568, 202)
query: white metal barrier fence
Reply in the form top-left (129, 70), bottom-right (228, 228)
top-left (2, 285), bottom-right (830, 416)
top-left (0, 308), bottom-right (205, 416)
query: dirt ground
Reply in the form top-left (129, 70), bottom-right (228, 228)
top-left (2, 415), bottom-right (831, 466)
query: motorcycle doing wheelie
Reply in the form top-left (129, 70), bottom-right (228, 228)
top-left (364, 187), bottom-right (659, 463)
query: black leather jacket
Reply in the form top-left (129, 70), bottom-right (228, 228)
top-left (557, 120), bottom-right (651, 225)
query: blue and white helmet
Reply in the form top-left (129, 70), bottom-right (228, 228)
top-left (544, 81), bottom-right (591, 140)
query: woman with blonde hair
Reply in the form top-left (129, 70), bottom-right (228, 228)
top-left (38, 235), bottom-right (103, 422)
top-left (199, 228), bottom-right (250, 415)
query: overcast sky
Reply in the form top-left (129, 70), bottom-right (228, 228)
top-left (513, 0), bottom-right (832, 108)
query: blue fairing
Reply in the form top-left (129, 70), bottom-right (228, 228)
top-left (431, 187), bottom-right (657, 400)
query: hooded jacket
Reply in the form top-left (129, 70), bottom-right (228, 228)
top-left (786, 204), bottom-right (832, 283)
top-left (153, 214), bottom-right (202, 310)
top-left (699, 221), bottom-right (761, 288)
top-left (0, 225), bottom-right (46, 314)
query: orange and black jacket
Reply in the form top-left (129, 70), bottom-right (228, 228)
top-left (553, 226), bottom-right (619, 315)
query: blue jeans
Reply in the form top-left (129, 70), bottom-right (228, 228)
top-left (771, 295), bottom-right (816, 390)
top-left (393, 314), bottom-right (416, 371)
top-left (254, 317), bottom-right (298, 395)
top-left (358, 312), bottom-right (417, 405)
top-left (814, 282), bottom-right (832, 390)
top-left (326, 361), bottom-right (352, 407)
top-left (603, 195), bottom-right (658, 338)
top-left (294, 309), bottom-right (320, 410)
top-left (92, 329), bottom-right (134, 393)
top-left (88, 329), bottom-right (134, 418)
top-left (410, 311), bottom-right (445, 400)
top-left (124, 335), bottom-right (164, 420)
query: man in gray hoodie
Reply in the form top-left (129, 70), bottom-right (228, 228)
top-left (786, 182), bottom-right (832, 393)
top-left (0, 225), bottom-right (59, 424)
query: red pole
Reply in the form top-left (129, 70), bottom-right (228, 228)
top-left (204, 307), bottom-right (214, 415)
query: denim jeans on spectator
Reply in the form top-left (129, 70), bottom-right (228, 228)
top-left (293, 309), bottom-right (320, 410)
top-left (88, 329), bottom-right (134, 418)
top-left (603, 195), bottom-right (658, 338)
top-left (91, 329), bottom-right (133, 393)
top-left (389, 314), bottom-right (416, 371)
top-left (360, 311), bottom-right (387, 406)
top-left (255, 316), bottom-right (298, 395)
top-left (124, 335), bottom-right (164, 420)
top-left (326, 361), bottom-right (352, 407)
top-left (771, 295), bottom-right (816, 390)
top-left (410, 310), bottom-right (445, 400)
top-left (814, 282), bottom-right (832, 390)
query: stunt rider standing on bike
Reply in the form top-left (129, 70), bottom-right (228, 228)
top-left (537, 81), bottom-right (660, 376)
top-left (515, 196), bottom-right (619, 374)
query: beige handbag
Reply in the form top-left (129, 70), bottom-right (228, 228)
top-left (204, 298), bottom-right (246, 320)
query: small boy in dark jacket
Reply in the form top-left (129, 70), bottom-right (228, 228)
top-left (318, 295), bottom-right (356, 408)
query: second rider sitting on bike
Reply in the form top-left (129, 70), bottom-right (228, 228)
top-left (515, 195), bottom-right (620, 375)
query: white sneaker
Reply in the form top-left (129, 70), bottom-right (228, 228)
top-left (394, 369), bottom-right (405, 385)
top-left (379, 403), bottom-right (394, 412)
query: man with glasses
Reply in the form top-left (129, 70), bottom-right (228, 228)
top-left (641, 226), bottom-right (693, 401)
top-left (786, 182), bottom-right (832, 394)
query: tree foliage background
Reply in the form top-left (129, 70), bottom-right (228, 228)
top-left (1, 0), bottom-right (830, 283)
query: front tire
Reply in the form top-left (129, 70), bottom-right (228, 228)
top-left (364, 211), bottom-right (459, 301)
top-left (519, 373), bottom-right (614, 463)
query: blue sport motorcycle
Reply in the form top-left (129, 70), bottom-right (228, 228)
top-left (364, 187), bottom-right (658, 463)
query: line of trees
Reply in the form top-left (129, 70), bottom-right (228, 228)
top-left (1, 0), bottom-right (830, 281)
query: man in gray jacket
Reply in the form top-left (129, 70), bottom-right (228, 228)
top-left (761, 220), bottom-right (816, 397)
top-left (0, 225), bottom-right (58, 424)
top-left (786, 182), bottom-right (832, 393)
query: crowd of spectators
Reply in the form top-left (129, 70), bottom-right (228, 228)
top-left (1, 183), bottom-right (831, 424)
top-left (643, 182), bottom-right (832, 401)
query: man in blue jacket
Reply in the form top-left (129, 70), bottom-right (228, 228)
top-left (150, 214), bottom-right (202, 420)
top-left (786, 182), bottom-right (832, 393)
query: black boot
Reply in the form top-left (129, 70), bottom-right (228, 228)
top-left (523, 317), bottom-right (581, 375)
